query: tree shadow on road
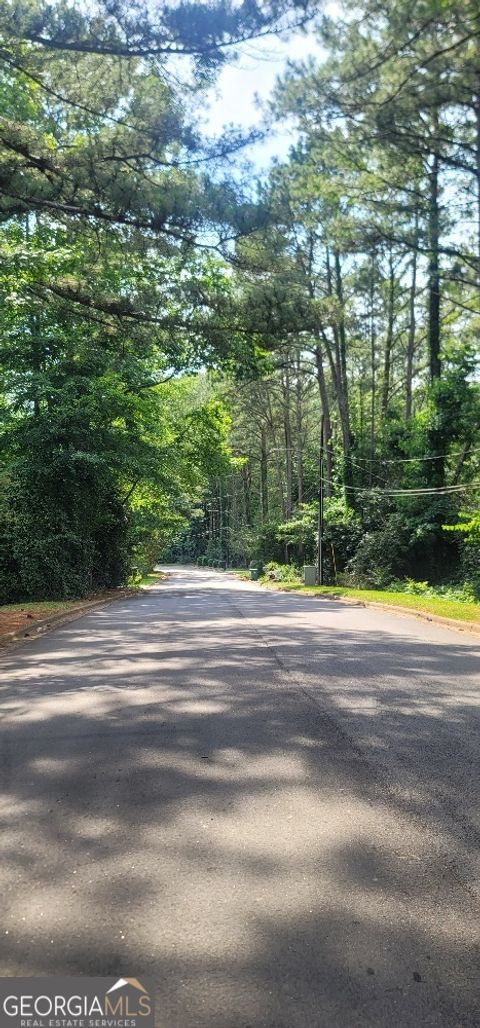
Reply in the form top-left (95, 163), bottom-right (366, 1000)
top-left (0, 581), bottom-right (479, 1026)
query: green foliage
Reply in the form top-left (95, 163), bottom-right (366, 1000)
top-left (345, 512), bottom-right (413, 588)
top-left (444, 511), bottom-right (480, 546)
top-left (444, 511), bottom-right (480, 597)
top-left (0, 295), bottom-right (235, 598)
top-left (276, 504), bottom-right (317, 558)
top-left (259, 580), bottom-right (480, 624)
top-left (323, 498), bottom-right (363, 575)
top-left (391, 578), bottom-right (478, 603)
top-left (0, 0), bottom-right (478, 602)
top-left (262, 561), bottom-right (301, 582)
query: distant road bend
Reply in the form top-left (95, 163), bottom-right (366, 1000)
top-left (0, 566), bottom-right (479, 1027)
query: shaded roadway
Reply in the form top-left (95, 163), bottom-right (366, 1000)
top-left (0, 566), bottom-right (479, 1027)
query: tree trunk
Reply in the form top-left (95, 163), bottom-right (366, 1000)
top-left (381, 248), bottom-right (395, 419)
top-left (326, 248), bottom-right (353, 490)
top-left (405, 212), bottom-right (419, 420)
top-left (282, 365), bottom-right (293, 520)
top-left (369, 253), bottom-right (376, 480)
top-left (242, 463), bottom-right (252, 527)
top-left (295, 349), bottom-right (304, 506)
top-left (428, 150), bottom-right (441, 380)
top-left (476, 71), bottom-right (480, 283)
top-left (218, 479), bottom-right (224, 560)
top-left (334, 251), bottom-right (348, 402)
top-left (260, 426), bottom-right (268, 520)
top-left (267, 394), bottom-right (286, 519)
top-left (314, 340), bottom-right (333, 495)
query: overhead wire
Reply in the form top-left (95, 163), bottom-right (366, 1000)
top-left (349, 446), bottom-right (480, 464)
top-left (324, 478), bottom-right (480, 497)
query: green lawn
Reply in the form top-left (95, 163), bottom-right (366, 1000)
top-left (267, 581), bottom-right (480, 623)
top-left (136, 571), bottom-right (166, 587)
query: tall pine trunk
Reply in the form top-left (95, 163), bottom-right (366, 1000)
top-left (426, 128), bottom-right (444, 487)
top-left (314, 340), bottom-right (333, 496)
top-left (326, 247), bottom-right (353, 490)
top-left (405, 212), bottom-right (419, 420)
top-left (260, 426), bottom-right (268, 520)
top-left (369, 253), bottom-right (376, 480)
top-left (428, 150), bottom-right (441, 381)
top-left (381, 248), bottom-right (395, 420)
top-left (282, 365), bottom-right (293, 520)
top-left (295, 349), bottom-right (304, 507)
top-left (476, 68), bottom-right (480, 282)
top-left (267, 394), bottom-right (286, 519)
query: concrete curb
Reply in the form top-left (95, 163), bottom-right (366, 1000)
top-left (350, 598), bottom-right (480, 636)
top-left (228, 574), bottom-right (480, 637)
top-left (0, 588), bottom-right (143, 648)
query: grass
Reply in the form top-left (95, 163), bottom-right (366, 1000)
top-left (230, 572), bottom-right (480, 623)
top-left (0, 596), bottom-right (102, 637)
top-left (0, 576), bottom-right (158, 623)
top-left (136, 571), bottom-right (166, 587)
top-left (0, 574), bottom-right (167, 638)
top-left (0, 599), bottom-right (80, 614)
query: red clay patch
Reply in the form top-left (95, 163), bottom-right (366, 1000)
top-left (0, 608), bottom-right (64, 636)
top-left (0, 586), bottom-right (146, 641)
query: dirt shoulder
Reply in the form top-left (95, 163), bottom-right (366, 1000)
top-left (0, 574), bottom-right (166, 648)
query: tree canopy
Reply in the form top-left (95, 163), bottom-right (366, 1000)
top-left (0, 0), bottom-right (478, 601)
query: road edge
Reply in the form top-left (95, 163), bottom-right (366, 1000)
top-left (227, 573), bottom-right (480, 637)
top-left (0, 588), bottom-right (144, 648)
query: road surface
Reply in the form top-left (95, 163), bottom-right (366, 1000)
top-left (0, 566), bottom-right (479, 1027)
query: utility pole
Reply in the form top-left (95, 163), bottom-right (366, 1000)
top-left (317, 413), bottom-right (324, 585)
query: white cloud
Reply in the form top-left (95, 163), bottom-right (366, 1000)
top-left (201, 32), bottom-right (325, 170)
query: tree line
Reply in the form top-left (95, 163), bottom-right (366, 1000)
top-left (169, 0), bottom-right (480, 589)
top-left (0, 0), bottom-right (478, 600)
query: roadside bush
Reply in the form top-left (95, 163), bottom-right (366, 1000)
top-left (276, 505), bottom-right (317, 563)
top-left (391, 578), bottom-right (478, 603)
top-left (0, 526), bottom-right (21, 604)
top-left (460, 547), bottom-right (480, 600)
top-left (257, 519), bottom-right (289, 564)
top-left (275, 498), bottom-right (363, 579)
top-left (443, 511), bottom-right (480, 599)
top-left (261, 561), bottom-right (301, 583)
top-left (213, 525), bottom-right (258, 567)
top-left (0, 480), bottom-right (21, 603)
top-left (323, 497), bottom-right (363, 578)
top-left (345, 512), bottom-right (409, 587)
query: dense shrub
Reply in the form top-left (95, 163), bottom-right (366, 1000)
top-left (345, 512), bottom-right (410, 587)
top-left (323, 498), bottom-right (363, 578)
top-left (444, 511), bottom-right (480, 599)
top-left (261, 561), bottom-right (301, 582)
top-left (391, 578), bottom-right (478, 602)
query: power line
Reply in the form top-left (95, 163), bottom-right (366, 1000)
top-left (337, 480), bottom-right (480, 497)
top-left (259, 478), bottom-right (479, 502)
top-left (347, 452), bottom-right (388, 487)
top-left (351, 447), bottom-right (480, 464)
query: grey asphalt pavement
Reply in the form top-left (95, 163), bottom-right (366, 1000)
top-left (0, 566), bottom-right (479, 1027)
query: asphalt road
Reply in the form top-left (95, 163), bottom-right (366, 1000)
top-left (0, 566), bottom-right (479, 1027)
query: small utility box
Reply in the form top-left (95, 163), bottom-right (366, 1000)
top-left (303, 565), bottom-right (317, 586)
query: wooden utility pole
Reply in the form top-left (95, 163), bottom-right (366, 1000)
top-left (317, 414), bottom-right (325, 585)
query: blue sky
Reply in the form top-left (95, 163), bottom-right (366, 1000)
top-left (201, 29), bottom-right (326, 170)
